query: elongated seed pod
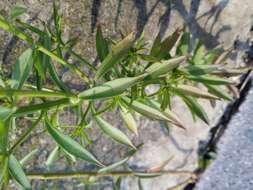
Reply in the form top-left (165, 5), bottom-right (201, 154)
top-left (78, 76), bottom-right (143, 100)
top-left (121, 97), bottom-right (171, 122)
top-left (145, 56), bottom-right (186, 79)
top-left (172, 84), bottom-right (219, 100)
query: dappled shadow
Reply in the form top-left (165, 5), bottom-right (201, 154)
top-left (90, 0), bottom-right (230, 48)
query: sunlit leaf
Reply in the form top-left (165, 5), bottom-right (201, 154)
top-left (187, 75), bottom-right (234, 85)
top-left (45, 119), bottom-right (103, 166)
top-left (78, 76), bottom-right (143, 100)
top-left (180, 95), bottom-right (209, 124)
top-left (205, 84), bottom-right (232, 101)
top-left (122, 97), bottom-right (171, 122)
top-left (94, 115), bottom-right (135, 148)
top-left (119, 105), bottom-right (138, 135)
top-left (172, 84), bottom-right (219, 100)
top-left (145, 56), bottom-right (186, 79)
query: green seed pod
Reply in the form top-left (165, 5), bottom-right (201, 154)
top-left (78, 76), bottom-right (143, 100)
top-left (173, 84), bottom-right (219, 100)
top-left (121, 97), bottom-right (171, 122)
top-left (145, 56), bottom-right (186, 79)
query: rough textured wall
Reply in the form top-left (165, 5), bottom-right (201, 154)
top-left (0, 0), bottom-right (252, 189)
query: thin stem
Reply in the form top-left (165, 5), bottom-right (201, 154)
top-left (9, 112), bottom-right (44, 154)
top-left (166, 177), bottom-right (196, 190)
top-left (26, 170), bottom-right (197, 180)
top-left (13, 98), bottom-right (71, 117)
top-left (0, 89), bottom-right (76, 98)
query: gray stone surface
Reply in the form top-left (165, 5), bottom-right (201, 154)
top-left (195, 82), bottom-right (253, 190)
top-left (0, 0), bottom-right (253, 189)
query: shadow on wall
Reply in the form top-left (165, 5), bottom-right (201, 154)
top-left (90, 0), bottom-right (230, 48)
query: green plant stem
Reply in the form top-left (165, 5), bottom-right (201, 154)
top-left (0, 89), bottom-right (76, 98)
top-left (14, 98), bottom-right (71, 117)
top-left (26, 170), bottom-right (197, 180)
top-left (9, 112), bottom-right (44, 154)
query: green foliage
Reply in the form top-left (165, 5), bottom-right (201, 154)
top-left (0, 4), bottom-right (248, 189)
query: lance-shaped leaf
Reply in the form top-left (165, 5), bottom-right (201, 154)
top-left (98, 157), bottom-right (129, 174)
top-left (11, 48), bottom-right (33, 89)
top-left (205, 84), bottom-right (232, 101)
top-left (0, 156), bottom-right (9, 189)
top-left (145, 56), bottom-right (186, 79)
top-left (46, 146), bottom-right (60, 169)
top-left (180, 65), bottom-right (218, 76)
top-left (95, 33), bottom-right (135, 79)
top-left (94, 115), bottom-right (135, 148)
top-left (0, 107), bottom-right (14, 154)
top-left (78, 76), bottom-right (143, 100)
top-left (96, 25), bottom-right (109, 62)
top-left (193, 42), bottom-right (206, 64)
top-left (158, 28), bottom-right (181, 59)
top-left (147, 99), bottom-right (186, 129)
top-left (122, 97), bottom-right (172, 122)
top-left (10, 5), bottom-right (27, 19)
top-left (211, 67), bottom-right (250, 77)
top-left (20, 149), bottom-right (38, 167)
top-left (180, 95), bottom-right (209, 124)
top-left (172, 84), bottom-right (219, 100)
top-left (8, 154), bottom-right (31, 190)
top-left (187, 75), bottom-right (234, 85)
top-left (45, 119), bottom-right (103, 166)
top-left (119, 105), bottom-right (138, 135)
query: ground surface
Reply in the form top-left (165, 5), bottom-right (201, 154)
top-left (196, 81), bottom-right (253, 190)
top-left (0, 0), bottom-right (253, 189)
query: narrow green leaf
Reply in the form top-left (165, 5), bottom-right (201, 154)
top-left (0, 156), bottom-right (9, 189)
top-left (187, 75), bottom-right (234, 85)
top-left (10, 5), bottom-right (27, 19)
top-left (180, 95), bottom-right (209, 124)
top-left (95, 33), bottom-right (135, 79)
top-left (11, 48), bottom-right (33, 89)
top-left (45, 119), bottom-right (103, 166)
top-left (119, 105), bottom-right (138, 135)
top-left (94, 115), bottom-right (135, 148)
top-left (158, 29), bottom-right (181, 59)
top-left (8, 154), bottom-right (31, 190)
top-left (193, 41), bottom-right (205, 64)
top-left (147, 99), bottom-right (185, 129)
top-left (177, 31), bottom-right (190, 55)
top-left (205, 84), bottom-right (232, 101)
top-left (145, 56), bottom-right (186, 79)
top-left (46, 146), bottom-right (60, 169)
top-left (122, 97), bottom-right (171, 122)
top-left (172, 84), bottom-right (219, 100)
top-left (98, 157), bottom-right (129, 173)
top-left (96, 25), bottom-right (109, 62)
top-left (150, 33), bottom-right (161, 56)
top-left (78, 76), bottom-right (143, 100)
top-left (181, 65), bottom-right (218, 76)
top-left (19, 149), bottom-right (38, 167)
